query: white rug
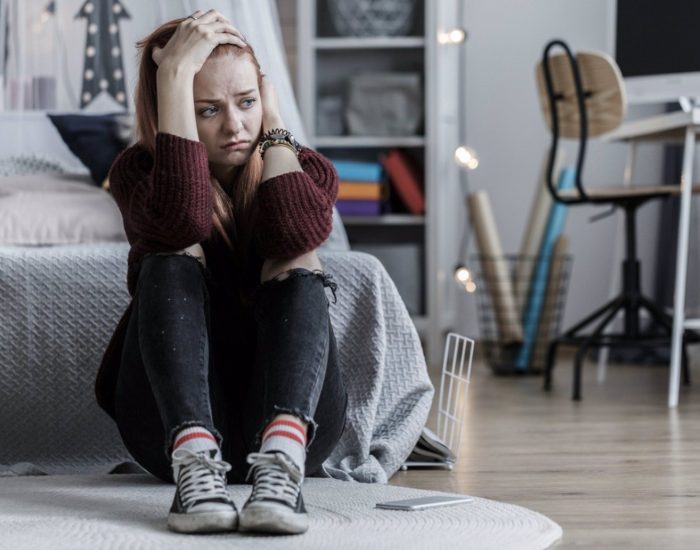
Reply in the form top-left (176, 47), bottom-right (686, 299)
top-left (0, 474), bottom-right (562, 550)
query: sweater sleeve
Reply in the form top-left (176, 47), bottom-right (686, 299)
top-left (254, 146), bottom-right (339, 259)
top-left (108, 132), bottom-right (213, 250)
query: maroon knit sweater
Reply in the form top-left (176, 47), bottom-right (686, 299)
top-left (95, 131), bottom-right (339, 418)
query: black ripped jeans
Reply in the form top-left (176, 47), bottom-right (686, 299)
top-left (113, 252), bottom-right (348, 484)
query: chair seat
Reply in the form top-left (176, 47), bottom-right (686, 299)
top-left (558, 184), bottom-right (700, 201)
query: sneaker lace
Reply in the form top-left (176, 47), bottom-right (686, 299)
top-left (245, 452), bottom-right (303, 508)
top-left (172, 448), bottom-right (232, 509)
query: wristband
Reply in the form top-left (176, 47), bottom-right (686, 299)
top-left (261, 140), bottom-right (298, 157)
top-left (259, 128), bottom-right (301, 157)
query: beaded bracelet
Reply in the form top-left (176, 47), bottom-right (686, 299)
top-left (260, 140), bottom-right (298, 157)
top-left (258, 127), bottom-right (301, 157)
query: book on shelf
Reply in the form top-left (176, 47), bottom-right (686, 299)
top-left (330, 159), bottom-right (383, 182)
top-left (406, 426), bottom-right (456, 465)
top-left (380, 148), bottom-right (425, 215)
top-left (335, 199), bottom-right (383, 216)
top-left (338, 181), bottom-right (387, 201)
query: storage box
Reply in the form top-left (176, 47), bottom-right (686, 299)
top-left (345, 72), bottom-right (422, 136)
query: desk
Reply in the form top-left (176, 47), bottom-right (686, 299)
top-left (606, 108), bottom-right (700, 408)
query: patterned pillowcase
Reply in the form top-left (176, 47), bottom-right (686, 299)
top-left (0, 153), bottom-right (79, 177)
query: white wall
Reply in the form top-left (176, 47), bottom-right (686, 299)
top-left (456, 0), bottom-right (666, 337)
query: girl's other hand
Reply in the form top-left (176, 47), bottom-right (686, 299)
top-left (151, 9), bottom-right (246, 75)
top-left (260, 74), bottom-right (284, 130)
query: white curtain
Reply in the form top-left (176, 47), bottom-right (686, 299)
top-left (0, 0), bottom-right (308, 143)
top-left (1, 0), bottom-right (62, 111)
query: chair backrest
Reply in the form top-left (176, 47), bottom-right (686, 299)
top-left (536, 50), bottom-right (627, 138)
top-left (535, 40), bottom-right (627, 203)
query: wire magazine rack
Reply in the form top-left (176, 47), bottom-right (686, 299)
top-left (402, 332), bottom-right (475, 470)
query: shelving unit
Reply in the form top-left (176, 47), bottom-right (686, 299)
top-left (296, 0), bottom-right (463, 366)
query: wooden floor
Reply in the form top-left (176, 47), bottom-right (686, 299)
top-left (389, 352), bottom-right (700, 549)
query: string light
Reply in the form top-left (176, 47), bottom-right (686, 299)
top-left (437, 28), bottom-right (467, 45)
top-left (453, 146), bottom-right (479, 292)
top-left (454, 265), bottom-right (470, 284)
top-left (440, 11), bottom-right (477, 297)
top-left (453, 264), bottom-right (477, 293)
top-left (455, 146), bottom-right (479, 170)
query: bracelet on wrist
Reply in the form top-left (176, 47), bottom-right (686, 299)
top-left (259, 128), bottom-right (301, 158)
top-left (261, 140), bottom-right (298, 157)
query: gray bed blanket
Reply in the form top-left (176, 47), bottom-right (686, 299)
top-left (0, 243), bottom-right (433, 483)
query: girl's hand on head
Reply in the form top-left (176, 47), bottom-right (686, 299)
top-left (260, 74), bottom-right (284, 130)
top-left (151, 8), bottom-right (247, 75)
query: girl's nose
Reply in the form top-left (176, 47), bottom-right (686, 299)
top-left (224, 110), bottom-right (244, 134)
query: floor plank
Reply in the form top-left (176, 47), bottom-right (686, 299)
top-left (389, 354), bottom-right (700, 549)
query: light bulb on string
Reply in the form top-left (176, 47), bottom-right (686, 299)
top-left (449, 28), bottom-right (467, 43)
top-left (455, 146), bottom-right (479, 170)
top-left (437, 28), bottom-right (467, 45)
top-left (454, 264), bottom-right (470, 284)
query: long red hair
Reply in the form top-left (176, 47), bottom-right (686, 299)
top-left (132, 17), bottom-right (263, 269)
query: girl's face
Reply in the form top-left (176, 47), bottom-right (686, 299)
top-left (193, 54), bottom-right (262, 178)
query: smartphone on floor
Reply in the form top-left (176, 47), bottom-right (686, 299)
top-left (375, 495), bottom-right (473, 511)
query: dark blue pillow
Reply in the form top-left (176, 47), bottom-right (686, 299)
top-left (47, 113), bottom-right (130, 186)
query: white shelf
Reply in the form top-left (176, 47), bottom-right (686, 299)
top-left (342, 214), bottom-right (425, 226)
top-left (313, 36), bottom-right (425, 50)
top-left (297, 0), bottom-right (459, 366)
top-left (314, 136), bottom-right (425, 148)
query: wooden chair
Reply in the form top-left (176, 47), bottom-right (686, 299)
top-left (535, 39), bottom-right (698, 400)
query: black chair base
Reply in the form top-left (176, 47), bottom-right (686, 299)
top-left (544, 290), bottom-right (698, 400)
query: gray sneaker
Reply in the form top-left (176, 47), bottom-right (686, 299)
top-left (167, 448), bottom-right (238, 533)
top-left (238, 451), bottom-right (309, 535)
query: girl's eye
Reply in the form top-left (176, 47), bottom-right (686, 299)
top-left (242, 98), bottom-right (256, 108)
top-left (200, 106), bottom-right (217, 117)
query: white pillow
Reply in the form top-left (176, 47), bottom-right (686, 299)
top-left (0, 173), bottom-right (127, 245)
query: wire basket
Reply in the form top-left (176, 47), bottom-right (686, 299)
top-left (402, 332), bottom-right (474, 470)
top-left (326, 0), bottom-right (418, 37)
top-left (471, 254), bottom-right (572, 374)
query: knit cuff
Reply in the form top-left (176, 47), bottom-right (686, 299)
top-left (151, 132), bottom-right (210, 204)
top-left (255, 148), bottom-right (338, 259)
top-left (147, 132), bottom-right (212, 237)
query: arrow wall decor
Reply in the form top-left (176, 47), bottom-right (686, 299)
top-left (74, 0), bottom-right (130, 109)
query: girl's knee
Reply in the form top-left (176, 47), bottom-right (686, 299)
top-left (257, 267), bottom-right (338, 305)
top-left (136, 250), bottom-right (211, 301)
top-left (260, 250), bottom-right (322, 283)
top-left (139, 248), bottom-right (206, 279)
top-left (166, 243), bottom-right (206, 268)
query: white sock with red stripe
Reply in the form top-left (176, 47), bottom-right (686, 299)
top-left (259, 416), bottom-right (307, 476)
top-left (172, 426), bottom-right (221, 461)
